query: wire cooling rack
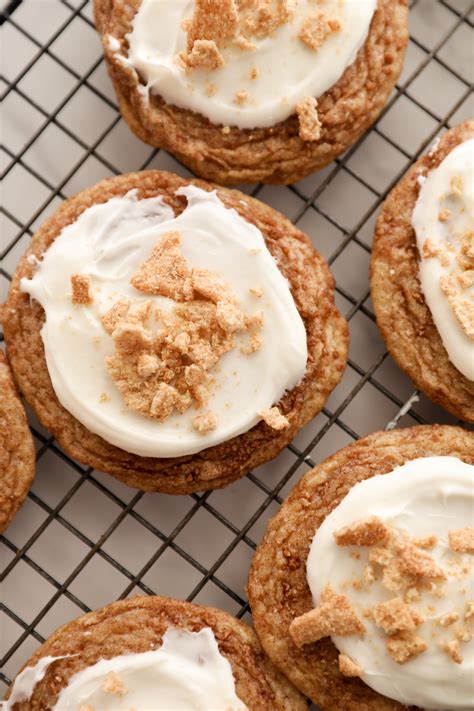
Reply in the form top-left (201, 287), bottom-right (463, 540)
top-left (1, 0), bottom-right (473, 706)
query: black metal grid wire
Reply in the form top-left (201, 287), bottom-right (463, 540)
top-left (1, 0), bottom-right (473, 700)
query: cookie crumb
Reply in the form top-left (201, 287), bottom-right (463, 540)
top-left (386, 631), bottom-right (427, 664)
top-left (413, 535), bottom-right (438, 550)
top-left (296, 96), bottom-right (322, 142)
top-left (234, 89), bottom-right (248, 105)
top-left (299, 13), bottom-right (340, 52)
top-left (192, 410), bottom-right (218, 433)
top-left (289, 585), bottom-right (366, 647)
top-left (440, 638), bottom-right (463, 664)
top-left (338, 653), bottom-right (362, 678)
top-left (182, 39), bottom-right (224, 70)
top-left (373, 597), bottom-right (424, 635)
top-left (71, 273), bottom-right (93, 305)
top-left (258, 407), bottom-right (289, 431)
top-left (448, 527), bottom-right (474, 554)
top-left (131, 231), bottom-right (193, 301)
top-left (102, 671), bottom-right (126, 697)
top-left (439, 611), bottom-right (459, 628)
top-left (334, 517), bottom-right (389, 547)
top-left (186, 0), bottom-right (238, 50)
top-left (397, 542), bottom-right (447, 580)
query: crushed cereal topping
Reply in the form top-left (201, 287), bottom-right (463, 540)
top-left (373, 597), bottom-right (424, 635)
top-left (102, 671), bottom-right (126, 697)
top-left (104, 231), bottom-right (264, 426)
top-left (192, 410), bottom-right (218, 433)
top-left (413, 535), bottom-right (438, 550)
top-left (338, 653), bottom-right (362, 678)
top-left (299, 12), bottom-right (340, 52)
top-left (334, 517), bottom-right (389, 547)
top-left (440, 639), bottom-right (463, 664)
top-left (186, 0), bottom-right (238, 51)
top-left (181, 39), bottom-right (224, 70)
top-left (289, 585), bottom-right (366, 647)
top-left (258, 406), bottom-right (289, 430)
top-left (71, 273), bottom-right (93, 305)
top-left (439, 611), bottom-right (459, 628)
top-left (386, 631), bottom-right (427, 664)
top-left (296, 97), bottom-right (322, 142)
top-left (448, 527), bottom-right (474, 554)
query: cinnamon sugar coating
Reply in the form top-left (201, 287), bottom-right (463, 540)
top-left (93, 0), bottom-right (408, 184)
top-left (371, 119), bottom-right (474, 423)
top-left (2, 170), bottom-right (348, 494)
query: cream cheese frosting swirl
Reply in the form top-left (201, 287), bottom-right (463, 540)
top-left (412, 138), bottom-right (474, 381)
top-left (2, 627), bottom-right (248, 710)
top-left (21, 186), bottom-right (307, 458)
top-left (306, 456), bottom-right (474, 710)
top-left (117, 0), bottom-right (377, 130)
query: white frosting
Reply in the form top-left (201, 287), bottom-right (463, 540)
top-left (121, 0), bottom-right (377, 130)
top-left (412, 138), bottom-right (474, 381)
top-left (2, 628), bottom-right (247, 710)
top-left (306, 456), bottom-right (474, 710)
top-left (21, 186), bottom-right (307, 458)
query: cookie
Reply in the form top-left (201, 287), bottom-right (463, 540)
top-left (2, 170), bottom-right (348, 494)
top-left (371, 120), bottom-right (474, 423)
top-left (3, 595), bottom-right (307, 709)
top-left (247, 424), bottom-right (474, 710)
top-left (0, 350), bottom-right (35, 534)
top-left (93, 0), bottom-right (408, 185)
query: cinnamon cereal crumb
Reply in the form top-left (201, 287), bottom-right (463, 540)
top-left (299, 12), bottom-right (340, 52)
top-left (338, 653), bottom-right (362, 678)
top-left (448, 528), bottom-right (474, 554)
top-left (102, 299), bottom-right (130, 335)
top-left (438, 208), bottom-right (451, 222)
top-left (250, 66), bottom-right (258, 80)
top-left (386, 632), bottom-right (427, 664)
top-left (137, 352), bottom-right (161, 378)
top-left (289, 585), bottom-right (366, 647)
top-left (413, 535), bottom-right (438, 550)
top-left (458, 269), bottom-right (474, 289)
top-left (192, 410), bottom-right (218, 433)
top-left (373, 597), bottom-right (424, 635)
top-left (440, 639), bottom-right (463, 664)
top-left (234, 34), bottom-right (256, 51)
top-left (465, 600), bottom-right (474, 619)
top-left (71, 273), bottom-right (92, 305)
top-left (130, 231), bottom-right (193, 301)
top-left (102, 671), bottom-right (126, 696)
top-left (439, 612), bottom-right (459, 628)
top-left (258, 407), bottom-right (289, 431)
top-left (421, 238), bottom-right (439, 259)
top-left (182, 39), bottom-right (224, 70)
top-left (99, 392), bottom-right (110, 403)
top-left (249, 286), bottom-right (262, 298)
top-left (334, 517), bottom-right (389, 547)
top-left (234, 90), bottom-right (248, 105)
top-left (296, 96), bottom-right (322, 142)
top-left (440, 276), bottom-right (474, 340)
top-left (206, 82), bottom-right (218, 96)
top-left (397, 542), bottom-right (447, 580)
top-left (186, 0), bottom-right (238, 51)
top-left (150, 383), bottom-right (178, 421)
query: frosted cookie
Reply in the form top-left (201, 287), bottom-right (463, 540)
top-left (371, 120), bottom-right (474, 423)
top-left (0, 350), bottom-right (35, 533)
top-left (248, 425), bottom-right (474, 710)
top-left (2, 171), bottom-right (348, 494)
top-left (93, 0), bottom-right (408, 185)
top-left (2, 595), bottom-right (307, 710)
